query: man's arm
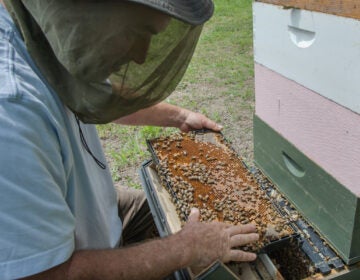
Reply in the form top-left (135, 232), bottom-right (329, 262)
top-left (23, 209), bottom-right (259, 280)
top-left (115, 102), bottom-right (223, 132)
top-left (26, 231), bottom-right (191, 280)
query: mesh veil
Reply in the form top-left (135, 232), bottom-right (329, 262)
top-left (4, 0), bottom-right (203, 123)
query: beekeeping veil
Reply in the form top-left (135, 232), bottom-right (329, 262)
top-left (4, 0), bottom-right (214, 123)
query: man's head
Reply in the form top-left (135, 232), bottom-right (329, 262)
top-left (4, 0), bottom-right (214, 123)
top-left (19, 0), bottom-right (212, 82)
top-left (45, 1), bottom-right (174, 81)
top-left (121, 0), bottom-right (215, 63)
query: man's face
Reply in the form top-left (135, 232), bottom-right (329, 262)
top-left (101, 2), bottom-right (172, 74)
top-left (125, 4), bottom-right (171, 64)
top-left (43, 1), bottom-right (172, 81)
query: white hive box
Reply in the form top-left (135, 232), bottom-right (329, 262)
top-left (253, 1), bottom-right (360, 114)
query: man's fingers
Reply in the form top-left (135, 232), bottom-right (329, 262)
top-left (187, 208), bottom-right (200, 223)
top-left (227, 249), bottom-right (257, 262)
top-left (230, 232), bottom-right (259, 248)
top-left (226, 223), bottom-right (257, 236)
top-left (201, 117), bottom-right (223, 132)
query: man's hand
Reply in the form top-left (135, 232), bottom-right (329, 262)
top-left (178, 110), bottom-right (223, 133)
top-left (179, 208), bottom-right (259, 269)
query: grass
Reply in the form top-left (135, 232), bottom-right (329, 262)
top-left (97, 0), bottom-right (254, 188)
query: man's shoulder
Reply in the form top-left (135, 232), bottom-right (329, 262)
top-left (0, 34), bottom-right (47, 101)
top-left (0, 6), bottom-right (56, 107)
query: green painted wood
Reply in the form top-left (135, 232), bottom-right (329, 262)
top-left (253, 115), bottom-right (360, 265)
top-left (351, 203), bottom-right (360, 262)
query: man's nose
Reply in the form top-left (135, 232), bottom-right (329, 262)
top-left (129, 35), bottom-right (151, 64)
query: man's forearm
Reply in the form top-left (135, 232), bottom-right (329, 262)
top-left (24, 233), bottom-right (192, 280)
top-left (115, 102), bottom-right (187, 128)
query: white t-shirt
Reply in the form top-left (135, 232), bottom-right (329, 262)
top-left (0, 6), bottom-right (122, 279)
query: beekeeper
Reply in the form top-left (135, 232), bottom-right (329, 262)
top-left (0, 0), bottom-right (259, 279)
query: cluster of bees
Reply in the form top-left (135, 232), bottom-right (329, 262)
top-left (268, 241), bottom-right (314, 279)
top-left (150, 131), bottom-right (294, 251)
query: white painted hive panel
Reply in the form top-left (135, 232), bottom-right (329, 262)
top-left (253, 2), bottom-right (360, 114)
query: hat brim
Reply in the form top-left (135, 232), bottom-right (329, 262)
top-left (124, 0), bottom-right (214, 25)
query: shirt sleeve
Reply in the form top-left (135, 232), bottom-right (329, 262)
top-left (0, 97), bottom-right (75, 279)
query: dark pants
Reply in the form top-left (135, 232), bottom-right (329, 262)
top-left (116, 186), bottom-right (157, 245)
top-left (116, 186), bottom-right (176, 280)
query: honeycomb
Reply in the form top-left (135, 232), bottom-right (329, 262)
top-left (149, 131), bottom-right (294, 251)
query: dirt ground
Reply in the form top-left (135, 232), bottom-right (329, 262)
top-left (170, 79), bottom-right (255, 165)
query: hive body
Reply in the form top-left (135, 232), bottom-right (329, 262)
top-left (254, 0), bottom-right (360, 264)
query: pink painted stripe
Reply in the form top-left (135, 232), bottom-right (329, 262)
top-left (255, 63), bottom-right (360, 196)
